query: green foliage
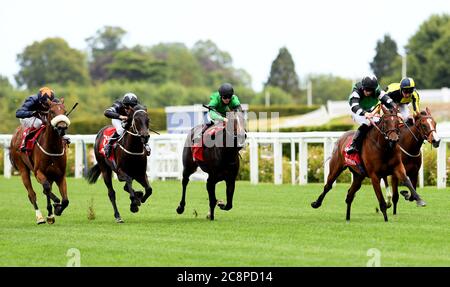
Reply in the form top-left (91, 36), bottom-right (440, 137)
top-left (304, 74), bottom-right (353, 105)
top-left (15, 38), bottom-right (90, 88)
top-left (248, 104), bottom-right (318, 118)
top-left (107, 49), bottom-right (167, 83)
top-left (252, 86), bottom-right (293, 105)
top-left (406, 13), bottom-right (450, 88)
top-left (265, 47), bottom-right (299, 95)
top-left (370, 34), bottom-right (402, 84)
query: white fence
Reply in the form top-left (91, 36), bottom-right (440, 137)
top-left (1, 132), bottom-right (449, 188)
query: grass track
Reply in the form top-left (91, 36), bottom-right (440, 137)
top-left (0, 177), bottom-right (449, 266)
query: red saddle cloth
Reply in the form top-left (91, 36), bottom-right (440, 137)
top-left (21, 126), bottom-right (46, 156)
top-left (99, 127), bottom-right (117, 161)
top-left (191, 124), bottom-right (226, 162)
top-left (343, 137), bottom-right (366, 175)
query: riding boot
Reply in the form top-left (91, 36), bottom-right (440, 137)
top-left (346, 124), bottom-right (369, 154)
top-left (144, 143), bottom-right (151, 156)
top-left (20, 130), bottom-right (32, 152)
top-left (104, 132), bottom-right (120, 158)
top-left (62, 135), bottom-right (71, 146)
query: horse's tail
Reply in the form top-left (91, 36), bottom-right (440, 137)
top-left (86, 164), bottom-right (101, 184)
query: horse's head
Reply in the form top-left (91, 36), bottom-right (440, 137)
top-left (125, 104), bottom-right (150, 144)
top-left (414, 107), bottom-right (440, 148)
top-left (380, 105), bottom-right (401, 147)
top-left (46, 98), bottom-right (71, 137)
top-left (225, 110), bottom-right (247, 148)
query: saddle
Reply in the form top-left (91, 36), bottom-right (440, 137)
top-left (191, 124), bottom-right (226, 162)
top-left (99, 127), bottom-right (117, 162)
top-left (343, 136), bottom-right (366, 175)
top-left (20, 126), bottom-right (46, 156)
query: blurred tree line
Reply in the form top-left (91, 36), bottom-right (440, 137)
top-left (1, 14), bottom-right (448, 134)
top-left (371, 13), bottom-right (450, 89)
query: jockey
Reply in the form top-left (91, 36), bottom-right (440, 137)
top-left (385, 77), bottom-right (420, 126)
top-left (345, 75), bottom-right (395, 154)
top-left (194, 83), bottom-right (243, 143)
top-left (103, 92), bottom-right (151, 157)
top-left (16, 86), bottom-right (61, 152)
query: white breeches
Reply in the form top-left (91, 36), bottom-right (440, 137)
top-left (20, 117), bottom-right (43, 129)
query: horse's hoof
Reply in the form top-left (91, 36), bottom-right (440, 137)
top-left (46, 216), bottom-right (55, 224)
top-left (53, 203), bottom-right (62, 216)
top-left (416, 199), bottom-right (427, 207)
top-left (385, 201), bottom-right (392, 209)
top-left (176, 206), bottom-right (184, 214)
top-left (130, 204), bottom-right (139, 213)
top-left (115, 217), bottom-right (124, 223)
top-left (217, 200), bottom-right (226, 210)
top-left (311, 201), bottom-right (321, 209)
top-left (37, 218), bottom-right (46, 225)
top-left (400, 190), bottom-right (410, 200)
top-left (206, 213), bottom-right (214, 220)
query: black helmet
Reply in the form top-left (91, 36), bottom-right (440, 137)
top-left (361, 75), bottom-right (378, 90)
top-left (218, 83), bottom-right (234, 99)
top-left (123, 92), bottom-right (138, 107)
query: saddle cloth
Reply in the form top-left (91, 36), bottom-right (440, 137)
top-left (343, 136), bottom-right (366, 175)
top-left (192, 124), bottom-right (226, 162)
top-left (21, 126), bottom-right (46, 156)
top-left (99, 127), bottom-right (117, 161)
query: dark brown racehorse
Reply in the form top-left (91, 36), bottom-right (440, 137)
top-left (176, 110), bottom-right (246, 220)
top-left (384, 108), bottom-right (440, 214)
top-left (311, 105), bottom-right (426, 221)
top-left (10, 99), bottom-right (71, 224)
top-left (87, 104), bottom-right (152, 223)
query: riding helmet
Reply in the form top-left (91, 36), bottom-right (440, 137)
top-left (400, 77), bottom-right (416, 89)
top-left (218, 83), bottom-right (234, 98)
top-left (123, 92), bottom-right (138, 106)
top-left (361, 75), bottom-right (378, 90)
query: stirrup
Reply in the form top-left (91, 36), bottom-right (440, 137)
top-left (144, 145), bottom-right (151, 156)
top-left (345, 145), bottom-right (358, 154)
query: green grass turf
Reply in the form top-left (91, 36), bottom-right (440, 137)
top-left (0, 176), bottom-right (449, 266)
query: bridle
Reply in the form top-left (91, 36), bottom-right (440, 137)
top-left (117, 109), bottom-right (148, 156)
top-left (35, 102), bottom-right (70, 157)
top-left (369, 111), bottom-right (401, 141)
top-left (125, 109), bottom-right (148, 137)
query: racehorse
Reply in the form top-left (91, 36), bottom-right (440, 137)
top-left (384, 108), bottom-right (440, 214)
top-left (86, 104), bottom-right (152, 223)
top-left (311, 105), bottom-right (426, 221)
top-left (9, 99), bottom-right (71, 224)
top-left (176, 110), bottom-right (246, 220)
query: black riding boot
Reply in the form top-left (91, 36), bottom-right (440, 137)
top-left (346, 124), bottom-right (369, 154)
top-left (104, 132), bottom-right (120, 158)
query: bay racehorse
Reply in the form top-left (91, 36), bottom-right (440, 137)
top-left (384, 108), bottom-right (440, 214)
top-left (176, 109), bottom-right (246, 220)
top-left (86, 104), bottom-right (152, 223)
top-left (311, 105), bottom-right (426, 221)
top-left (9, 99), bottom-right (71, 224)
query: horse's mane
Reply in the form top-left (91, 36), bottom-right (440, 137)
top-left (133, 104), bottom-right (147, 111)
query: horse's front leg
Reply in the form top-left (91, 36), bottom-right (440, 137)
top-left (135, 175), bottom-right (152, 204)
top-left (206, 178), bottom-right (218, 220)
top-left (218, 177), bottom-right (235, 211)
top-left (395, 169), bottom-right (426, 207)
top-left (370, 176), bottom-right (388, 222)
top-left (54, 176), bottom-right (69, 216)
top-left (117, 170), bottom-right (140, 213)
